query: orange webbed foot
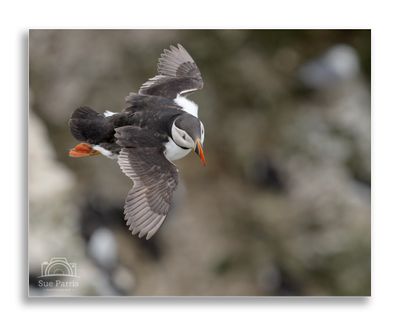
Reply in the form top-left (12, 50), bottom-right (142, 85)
top-left (69, 143), bottom-right (100, 158)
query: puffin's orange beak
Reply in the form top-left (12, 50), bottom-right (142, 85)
top-left (194, 139), bottom-right (206, 166)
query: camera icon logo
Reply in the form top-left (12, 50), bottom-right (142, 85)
top-left (40, 257), bottom-right (78, 278)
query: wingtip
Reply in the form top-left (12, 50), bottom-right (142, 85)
top-left (169, 44), bottom-right (179, 51)
top-left (163, 43), bottom-right (187, 56)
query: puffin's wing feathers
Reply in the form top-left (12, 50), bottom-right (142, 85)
top-left (124, 93), bottom-right (182, 113)
top-left (138, 44), bottom-right (203, 99)
top-left (116, 126), bottom-right (178, 239)
top-left (157, 43), bottom-right (202, 79)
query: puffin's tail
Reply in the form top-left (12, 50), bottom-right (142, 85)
top-left (69, 106), bottom-right (110, 158)
top-left (69, 106), bottom-right (102, 141)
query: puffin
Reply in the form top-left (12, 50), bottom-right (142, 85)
top-left (69, 44), bottom-right (205, 240)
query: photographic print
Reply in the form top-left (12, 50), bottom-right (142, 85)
top-left (28, 30), bottom-right (371, 296)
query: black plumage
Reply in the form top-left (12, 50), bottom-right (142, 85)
top-left (69, 44), bottom-right (205, 239)
top-left (70, 96), bottom-right (185, 156)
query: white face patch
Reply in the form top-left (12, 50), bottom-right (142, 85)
top-left (171, 121), bottom-right (195, 149)
top-left (174, 96), bottom-right (198, 117)
top-left (200, 121), bottom-right (205, 144)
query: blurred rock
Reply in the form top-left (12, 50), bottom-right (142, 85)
top-left (244, 155), bottom-right (286, 191)
top-left (29, 111), bottom-right (78, 270)
top-left (29, 111), bottom-right (121, 296)
top-left (29, 30), bottom-right (371, 296)
top-left (298, 44), bottom-right (361, 90)
top-left (87, 227), bottom-right (118, 272)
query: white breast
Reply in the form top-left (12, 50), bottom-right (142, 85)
top-left (164, 137), bottom-right (191, 161)
top-left (174, 96), bottom-right (198, 117)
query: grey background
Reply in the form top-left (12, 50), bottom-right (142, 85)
top-left (29, 30), bottom-right (370, 296)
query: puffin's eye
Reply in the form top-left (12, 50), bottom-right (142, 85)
top-left (182, 134), bottom-right (186, 140)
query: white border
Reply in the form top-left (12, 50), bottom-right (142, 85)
top-left (1, 0), bottom-right (397, 324)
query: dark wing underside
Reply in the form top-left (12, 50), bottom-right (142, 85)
top-left (138, 44), bottom-right (203, 99)
top-left (116, 126), bottom-right (178, 239)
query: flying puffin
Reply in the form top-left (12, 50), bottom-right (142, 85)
top-left (69, 44), bottom-right (205, 240)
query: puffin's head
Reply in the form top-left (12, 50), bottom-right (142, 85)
top-left (171, 114), bottom-right (206, 166)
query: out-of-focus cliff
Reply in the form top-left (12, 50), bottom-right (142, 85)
top-left (29, 30), bottom-right (370, 296)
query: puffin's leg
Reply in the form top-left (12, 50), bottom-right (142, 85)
top-left (69, 143), bottom-right (100, 158)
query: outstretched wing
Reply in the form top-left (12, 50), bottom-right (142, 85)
top-left (138, 44), bottom-right (203, 99)
top-left (124, 93), bottom-right (182, 113)
top-left (116, 126), bottom-right (178, 239)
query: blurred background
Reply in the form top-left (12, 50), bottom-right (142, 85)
top-left (29, 30), bottom-right (370, 296)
